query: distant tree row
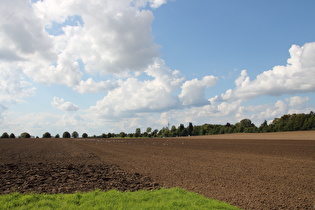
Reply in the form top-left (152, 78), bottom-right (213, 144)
top-left (1, 112), bottom-right (315, 139)
top-left (0, 132), bottom-right (30, 139)
top-left (0, 131), bottom-right (86, 139)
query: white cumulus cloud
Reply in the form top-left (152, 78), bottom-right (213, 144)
top-left (1, 0), bottom-right (163, 92)
top-left (217, 42), bottom-right (315, 101)
top-left (32, 0), bottom-right (160, 76)
top-left (90, 58), bottom-right (184, 117)
top-left (285, 96), bottom-right (310, 108)
top-left (148, 0), bottom-right (167, 8)
top-left (0, 0), bottom-right (55, 62)
top-left (51, 97), bottom-right (79, 112)
top-left (179, 76), bottom-right (217, 106)
top-left (73, 78), bottom-right (119, 94)
top-left (0, 63), bottom-right (36, 104)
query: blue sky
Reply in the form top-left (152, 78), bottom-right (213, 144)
top-left (0, 0), bottom-right (315, 136)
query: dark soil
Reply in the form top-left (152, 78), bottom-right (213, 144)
top-left (0, 132), bottom-right (314, 210)
top-left (0, 138), bottom-right (159, 194)
top-left (0, 163), bottom-right (158, 194)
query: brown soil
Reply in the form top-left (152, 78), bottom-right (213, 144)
top-left (0, 138), bottom-right (159, 194)
top-left (0, 131), bottom-right (314, 210)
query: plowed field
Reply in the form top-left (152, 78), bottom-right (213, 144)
top-left (1, 131), bottom-right (314, 209)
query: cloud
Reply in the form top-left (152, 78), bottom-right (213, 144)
top-left (285, 96), bottom-right (312, 115)
top-left (23, 51), bottom-right (83, 87)
top-left (148, 0), bottom-right (167, 8)
top-left (51, 97), bottom-right (79, 112)
top-left (90, 58), bottom-right (184, 118)
top-left (285, 96), bottom-right (310, 107)
top-left (126, 0), bottom-right (167, 9)
top-left (217, 42), bottom-right (315, 102)
top-left (0, 0), bottom-right (55, 62)
top-left (73, 78), bottom-right (119, 94)
top-left (0, 0), bottom-right (167, 95)
top-left (0, 63), bottom-right (36, 104)
top-left (32, 0), bottom-right (160, 77)
top-left (179, 76), bottom-right (217, 106)
top-left (237, 99), bottom-right (288, 126)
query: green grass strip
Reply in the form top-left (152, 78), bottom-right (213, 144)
top-left (0, 188), bottom-right (241, 210)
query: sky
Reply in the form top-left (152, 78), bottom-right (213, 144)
top-left (0, 0), bottom-right (315, 137)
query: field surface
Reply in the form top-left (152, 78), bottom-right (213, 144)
top-left (0, 131), bottom-right (314, 209)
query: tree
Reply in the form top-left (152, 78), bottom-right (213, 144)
top-left (192, 125), bottom-right (201, 136)
top-left (20, 132), bottom-right (31, 138)
top-left (9, 133), bottom-right (15, 138)
top-left (62, 131), bottom-right (71, 138)
top-left (72, 131), bottom-right (79, 138)
top-left (259, 120), bottom-right (268, 132)
top-left (119, 132), bottom-right (126, 138)
top-left (135, 128), bottom-right (141, 137)
top-left (82, 133), bottom-right (88, 138)
top-left (177, 124), bottom-right (185, 136)
top-left (146, 127), bottom-right (152, 133)
top-left (42, 132), bottom-right (51, 138)
top-left (240, 119), bottom-right (255, 128)
top-left (225, 122), bottom-right (231, 127)
top-left (170, 125), bottom-right (177, 137)
top-left (153, 129), bottom-right (159, 137)
top-left (1, 132), bottom-right (9, 138)
top-left (180, 128), bottom-right (188, 136)
top-left (145, 127), bottom-right (152, 137)
top-left (160, 127), bottom-right (170, 137)
top-left (55, 134), bottom-right (60, 138)
top-left (187, 122), bottom-right (193, 136)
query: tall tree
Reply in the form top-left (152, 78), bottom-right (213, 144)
top-left (187, 122), bottom-right (193, 136)
top-left (259, 120), bottom-right (268, 132)
top-left (170, 125), bottom-right (177, 137)
top-left (135, 128), bottom-right (141, 137)
top-left (177, 124), bottom-right (185, 136)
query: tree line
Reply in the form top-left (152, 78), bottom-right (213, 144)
top-left (1, 112), bottom-right (315, 139)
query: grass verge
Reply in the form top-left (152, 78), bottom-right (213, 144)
top-left (0, 188), bottom-right (241, 210)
